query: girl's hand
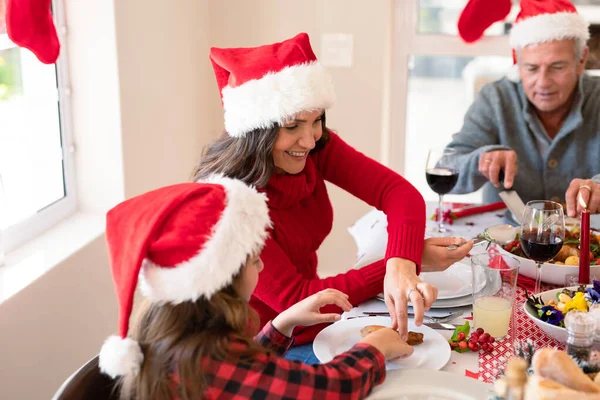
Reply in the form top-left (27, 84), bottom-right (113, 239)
top-left (360, 327), bottom-right (414, 360)
top-left (272, 289), bottom-right (353, 337)
top-left (383, 258), bottom-right (437, 340)
top-left (421, 237), bottom-right (473, 272)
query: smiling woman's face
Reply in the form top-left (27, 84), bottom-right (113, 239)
top-left (272, 110), bottom-right (324, 175)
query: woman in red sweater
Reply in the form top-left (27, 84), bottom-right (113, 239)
top-left (194, 32), bottom-right (473, 362)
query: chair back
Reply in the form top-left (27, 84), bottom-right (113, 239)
top-left (52, 355), bottom-right (119, 400)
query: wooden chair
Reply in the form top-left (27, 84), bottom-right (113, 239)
top-left (52, 355), bottom-right (119, 400)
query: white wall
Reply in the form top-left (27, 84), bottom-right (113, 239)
top-left (0, 236), bottom-right (113, 399)
top-left (0, 0), bottom-right (215, 397)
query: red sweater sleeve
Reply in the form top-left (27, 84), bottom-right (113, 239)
top-left (255, 237), bottom-right (386, 312)
top-left (314, 132), bottom-right (426, 270)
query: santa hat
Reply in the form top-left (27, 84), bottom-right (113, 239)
top-left (6, 0), bottom-right (60, 64)
top-left (509, 0), bottom-right (590, 51)
top-left (458, 0), bottom-right (512, 43)
top-left (210, 32), bottom-right (335, 138)
top-left (98, 176), bottom-right (271, 379)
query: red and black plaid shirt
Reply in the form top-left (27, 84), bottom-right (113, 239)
top-left (173, 321), bottom-right (386, 399)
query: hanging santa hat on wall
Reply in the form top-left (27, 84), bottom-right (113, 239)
top-left (5, 0), bottom-right (60, 64)
top-left (210, 32), bottom-right (335, 138)
top-left (458, 0), bottom-right (512, 43)
top-left (98, 177), bottom-right (271, 379)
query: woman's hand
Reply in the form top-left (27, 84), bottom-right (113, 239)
top-left (421, 237), bottom-right (473, 272)
top-left (383, 258), bottom-right (437, 340)
top-left (272, 289), bottom-right (353, 337)
top-left (360, 328), bottom-right (414, 360)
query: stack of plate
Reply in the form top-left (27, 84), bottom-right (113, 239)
top-left (376, 261), bottom-right (484, 308)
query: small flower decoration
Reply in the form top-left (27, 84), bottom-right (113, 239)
top-left (586, 286), bottom-right (600, 303)
top-left (430, 208), bottom-right (455, 225)
top-left (564, 292), bottom-right (589, 313)
top-left (539, 305), bottom-right (564, 326)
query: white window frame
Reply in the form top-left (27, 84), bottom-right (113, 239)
top-left (1, 0), bottom-right (76, 253)
top-left (387, 0), bottom-right (511, 174)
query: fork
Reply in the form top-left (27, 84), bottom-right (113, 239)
top-left (361, 310), bottom-right (462, 323)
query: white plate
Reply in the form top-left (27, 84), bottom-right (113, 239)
top-left (313, 316), bottom-right (451, 371)
top-left (376, 292), bottom-right (473, 309)
top-left (368, 369), bottom-right (491, 399)
top-left (420, 261), bottom-right (485, 300)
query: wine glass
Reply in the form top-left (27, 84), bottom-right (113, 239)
top-left (425, 147), bottom-right (459, 234)
top-left (519, 200), bottom-right (565, 294)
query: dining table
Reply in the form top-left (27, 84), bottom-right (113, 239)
top-left (336, 201), bottom-right (570, 396)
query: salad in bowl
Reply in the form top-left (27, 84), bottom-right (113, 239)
top-left (523, 281), bottom-right (600, 344)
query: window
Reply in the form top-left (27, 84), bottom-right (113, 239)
top-left (0, 0), bottom-right (75, 253)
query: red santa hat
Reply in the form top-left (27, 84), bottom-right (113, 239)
top-left (458, 0), bottom-right (512, 43)
top-left (98, 176), bottom-right (271, 379)
top-left (509, 0), bottom-right (590, 51)
top-left (210, 32), bottom-right (335, 138)
top-left (5, 0), bottom-right (60, 64)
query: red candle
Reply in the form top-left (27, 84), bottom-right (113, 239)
top-left (579, 208), bottom-right (590, 284)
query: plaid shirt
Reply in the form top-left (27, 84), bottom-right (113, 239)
top-left (176, 321), bottom-right (386, 399)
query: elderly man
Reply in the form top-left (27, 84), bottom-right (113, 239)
top-left (448, 0), bottom-right (600, 217)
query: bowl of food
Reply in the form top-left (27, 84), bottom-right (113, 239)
top-left (496, 226), bottom-right (600, 286)
top-left (522, 282), bottom-right (600, 345)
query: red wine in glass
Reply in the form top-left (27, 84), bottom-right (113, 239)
top-left (519, 200), bottom-right (565, 294)
top-left (425, 148), bottom-right (458, 234)
top-left (426, 168), bottom-right (459, 195)
top-left (520, 231), bottom-right (563, 262)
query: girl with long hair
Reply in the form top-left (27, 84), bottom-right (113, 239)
top-left (99, 179), bottom-right (413, 399)
top-left (193, 32), bottom-right (473, 361)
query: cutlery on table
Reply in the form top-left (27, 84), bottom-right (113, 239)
top-left (361, 310), bottom-right (462, 323)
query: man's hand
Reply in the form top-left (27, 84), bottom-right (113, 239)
top-left (272, 289), bottom-right (353, 337)
top-left (565, 179), bottom-right (600, 217)
top-left (478, 150), bottom-right (518, 188)
top-left (421, 237), bottom-right (473, 272)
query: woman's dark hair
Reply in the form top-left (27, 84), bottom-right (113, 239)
top-left (192, 113), bottom-right (330, 188)
top-left (117, 273), bottom-right (264, 400)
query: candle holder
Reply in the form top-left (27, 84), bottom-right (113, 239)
top-left (566, 273), bottom-right (596, 287)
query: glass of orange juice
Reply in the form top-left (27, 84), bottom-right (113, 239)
top-left (471, 253), bottom-right (520, 339)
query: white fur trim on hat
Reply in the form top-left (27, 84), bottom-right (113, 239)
top-left (99, 335), bottom-right (144, 379)
top-left (139, 175), bottom-right (271, 304)
top-left (222, 61), bottom-right (335, 137)
top-left (509, 12), bottom-right (590, 49)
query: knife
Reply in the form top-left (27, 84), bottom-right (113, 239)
top-left (423, 322), bottom-right (460, 330)
top-left (498, 169), bottom-right (525, 224)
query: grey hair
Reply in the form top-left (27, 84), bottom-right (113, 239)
top-left (515, 37), bottom-right (587, 64)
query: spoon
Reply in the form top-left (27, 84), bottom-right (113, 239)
top-left (446, 224), bottom-right (518, 250)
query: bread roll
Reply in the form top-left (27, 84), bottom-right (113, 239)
top-left (525, 375), bottom-right (600, 400)
top-left (532, 348), bottom-right (600, 393)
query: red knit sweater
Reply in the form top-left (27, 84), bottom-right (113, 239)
top-left (250, 132), bottom-right (426, 344)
